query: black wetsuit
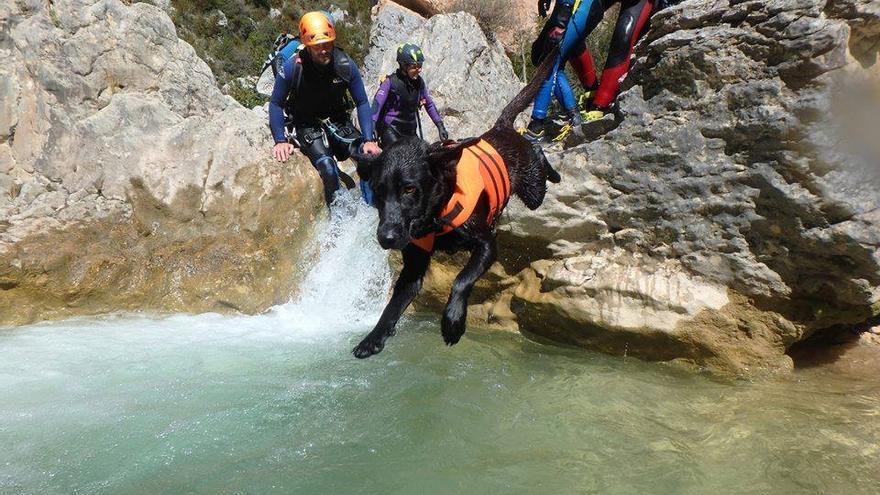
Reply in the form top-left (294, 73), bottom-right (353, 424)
top-left (371, 71), bottom-right (444, 148)
top-left (269, 48), bottom-right (375, 207)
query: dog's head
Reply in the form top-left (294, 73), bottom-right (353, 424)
top-left (353, 136), bottom-right (480, 250)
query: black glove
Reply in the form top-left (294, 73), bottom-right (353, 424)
top-left (538, 0), bottom-right (552, 17)
top-left (436, 122), bottom-right (449, 141)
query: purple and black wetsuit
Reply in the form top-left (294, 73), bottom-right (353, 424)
top-left (371, 71), bottom-right (446, 146)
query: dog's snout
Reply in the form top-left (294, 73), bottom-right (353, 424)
top-left (377, 225), bottom-right (400, 250)
top-left (378, 232), bottom-right (396, 249)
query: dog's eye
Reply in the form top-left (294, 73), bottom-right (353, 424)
top-left (402, 186), bottom-right (416, 195)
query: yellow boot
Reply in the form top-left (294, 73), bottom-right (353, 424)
top-left (582, 109), bottom-right (606, 121)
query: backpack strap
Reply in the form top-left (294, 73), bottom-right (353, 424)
top-left (333, 48), bottom-right (354, 83)
top-left (284, 55), bottom-right (304, 116)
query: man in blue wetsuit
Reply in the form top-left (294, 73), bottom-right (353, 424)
top-left (269, 12), bottom-right (381, 208)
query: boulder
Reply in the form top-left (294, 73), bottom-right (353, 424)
top-left (364, 1), bottom-right (523, 141)
top-left (385, 0), bottom-right (539, 52)
top-left (0, 0), bottom-right (323, 325)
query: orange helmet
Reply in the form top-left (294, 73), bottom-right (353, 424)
top-left (299, 11), bottom-right (336, 47)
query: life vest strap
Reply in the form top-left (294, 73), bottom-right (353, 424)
top-left (436, 202), bottom-right (464, 231)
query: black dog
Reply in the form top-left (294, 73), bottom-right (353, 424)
top-left (351, 52), bottom-right (561, 358)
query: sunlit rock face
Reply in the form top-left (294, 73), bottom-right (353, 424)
top-left (382, 0), bottom-right (539, 51)
top-left (364, 1), bottom-right (524, 142)
top-left (0, 0), bottom-right (322, 325)
top-left (416, 0), bottom-right (880, 375)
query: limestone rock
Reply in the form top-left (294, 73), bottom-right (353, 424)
top-left (0, 0), bottom-right (322, 325)
top-left (421, 0), bottom-right (880, 375)
top-left (386, 0), bottom-right (539, 51)
top-left (365, 1), bottom-right (523, 141)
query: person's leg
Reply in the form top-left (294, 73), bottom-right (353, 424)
top-left (592, 0), bottom-right (654, 110)
top-left (570, 40), bottom-right (598, 92)
top-left (327, 120), bottom-right (361, 162)
top-left (530, 0), bottom-right (604, 126)
top-left (299, 127), bottom-right (341, 207)
top-left (530, 0), bottom-right (576, 122)
top-left (554, 0), bottom-right (606, 113)
top-left (553, 69), bottom-right (574, 106)
top-left (530, 55), bottom-right (564, 121)
top-left (554, 70), bottom-right (582, 127)
top-left (328, 120), bottom-right (376, 204)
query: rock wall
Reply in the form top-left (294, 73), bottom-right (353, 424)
top-left (0, 0), bottom-right (322, 325)
top-left (2, 0), bottom-right (877, 377)
top-left (365, 1), bottom-right (523, 141)
top-left (418, 0), bottom-right (880, 375)
top-left (383, 0), bottom-right (539, 51)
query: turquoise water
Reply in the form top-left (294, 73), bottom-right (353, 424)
top-left (2, 199), bottom-right (879, 494)
top-left (2, 315), bottom-right (879, 494)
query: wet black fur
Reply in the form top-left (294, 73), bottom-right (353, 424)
top-left (350, 49), bottom-right (561, 358)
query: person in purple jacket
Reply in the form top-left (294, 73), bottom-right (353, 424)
top-left (371, 43), bottom-right (449, 148)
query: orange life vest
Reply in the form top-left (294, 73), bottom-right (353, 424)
top-left (411, 140), bottom-right (510, 252)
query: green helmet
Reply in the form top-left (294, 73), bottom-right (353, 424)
top-left (396, 43), bottom-right (425, 66)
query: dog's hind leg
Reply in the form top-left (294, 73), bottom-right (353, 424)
top-left (352, 244), bottom-right (431, 358)
top-left (441, 231), bottom-right (497, 346)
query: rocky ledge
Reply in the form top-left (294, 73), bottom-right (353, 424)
top-left (0, 0), bottom-right (322, 325)
top-left (416, 0), bottom-right (880, 375)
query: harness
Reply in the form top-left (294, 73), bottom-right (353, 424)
top-left (411, 140), bottom-right (511, 252)
top-left (284, 48), bottom-right (356, 144)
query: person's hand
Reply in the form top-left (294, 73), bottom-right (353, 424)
top-left (538, 0), bottom-right (552, 17)
top-left (436, 122), bottom-right (449, 141)
top-left (362, 140), bottom-right (382, 156)
top-left (548, 26), bottom-right (565, 45)
top-left (272, 142), bottom-right (295, 162)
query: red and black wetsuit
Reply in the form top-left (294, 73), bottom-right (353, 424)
top-left (581, 0), bottom-right (655, 109)
top-left (535, 0), bottom-right (657, 111)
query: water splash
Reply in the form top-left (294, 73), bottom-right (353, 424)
top-left (270, 189), bottom-right (392, 334)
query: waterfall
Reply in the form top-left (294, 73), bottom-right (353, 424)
top-left (271, 190), bottom-right (393, 333)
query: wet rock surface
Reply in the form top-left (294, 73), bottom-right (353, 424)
top-left (0, 0), bottom-right (322, 325)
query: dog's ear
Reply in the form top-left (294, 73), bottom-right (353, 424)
top-left (426, 137), bottom-right (480, 176)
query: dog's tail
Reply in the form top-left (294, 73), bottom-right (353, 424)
top-left (493, 46), bottom-right (559, 130)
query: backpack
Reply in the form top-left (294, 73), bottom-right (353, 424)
top-left (255, 33), bottom-right (304, 96)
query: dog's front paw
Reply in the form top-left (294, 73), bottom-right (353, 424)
top-left (352, 337), bottom-right (385, 359)
top-left (441, 311), bottom-right (466, 346)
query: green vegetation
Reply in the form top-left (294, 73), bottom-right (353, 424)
top-left (169, 0), bottom-right (373, 107)
top-left (451, 0), bottom-right (516, 43)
